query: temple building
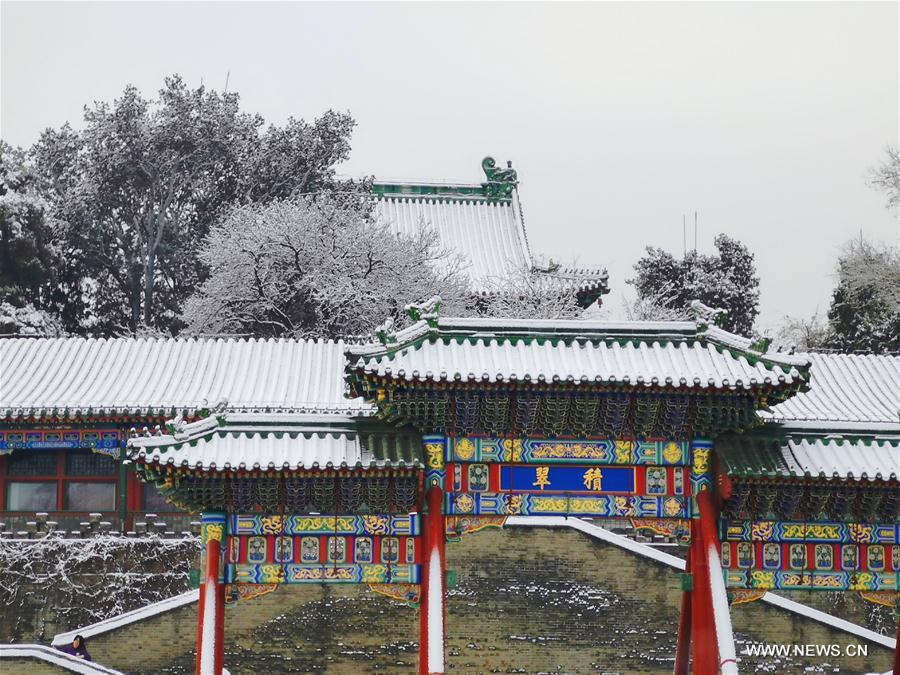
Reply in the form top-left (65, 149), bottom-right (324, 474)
top-left (0, 157), bottom-right (896, 674)
top-left (0, 157), bottom-right (607, 530)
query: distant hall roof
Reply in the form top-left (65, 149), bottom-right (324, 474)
top-left (371, 157), bottom-right (608, 299)
top-left (374, 191), bottom-right (531, 289)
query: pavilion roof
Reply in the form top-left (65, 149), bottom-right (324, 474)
top-left (1, 330), bottom-right (894, 440)
top-left (345, 306), bottom-right (814, 436)
top-left (0, 337), bottom-right (371, 420)
top-left (129, 412), bottom-right (421, 472)
top-left (347, 314), bottom-right (810, 394)
top-left (717, 434), bottom-right (899, 483)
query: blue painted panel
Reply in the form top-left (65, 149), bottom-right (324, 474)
top-left (500, 465), bottom-right (635, 494)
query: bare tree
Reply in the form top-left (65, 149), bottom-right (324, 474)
top-left (182, 195), bottom-right (470, 338)
top-left (773, 311), bottom-right (831, 352)
top-left (868, 145), bottom-right (900, 212)
top-left (621, 284), bottom-right (690, 322)
top-left (471, 261), bottom-right (585, 320)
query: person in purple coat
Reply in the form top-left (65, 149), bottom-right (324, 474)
top-left (58, 634), bottom-right (92, 661)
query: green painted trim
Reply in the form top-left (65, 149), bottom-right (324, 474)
top-left (372, 182), bottom-right (495, 200)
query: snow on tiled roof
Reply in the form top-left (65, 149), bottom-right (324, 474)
top-left (355, 339), bottom-right (804, 389)
top-left (349, 316), bottom-right (808, 390)
top-left (134, 428), bottom-right (363, 470)
top-left (373, 189), bottom-right (532, 290)
top-left (129, 414), bottom-right (420, 471)
top-left (763, 353), bottom-right (899, 430)
top-left (372, 178), bottom-right (608, 298)
top-left (718, 436), bottom-right (899, 482)
top-left (0, 337), bottom-right (371, 419)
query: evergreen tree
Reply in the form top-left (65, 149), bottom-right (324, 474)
top-left (628, 234), bottom-right (760, 335)
top-left (23, 75), bottom-right (357, 336)
top-left (0, 142), bottom-right (56, 305)
top-left (0, 142), bottom-right (67, 335)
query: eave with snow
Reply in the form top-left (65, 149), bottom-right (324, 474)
top-left (128, 409), bottom-right (421, 513)
top-left (345, 300), bottom-right (812, 439)
top-left (714, 352), bottom-right (899, 525)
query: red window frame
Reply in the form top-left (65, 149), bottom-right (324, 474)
top-left (0, 450), bottom-right (118, 513)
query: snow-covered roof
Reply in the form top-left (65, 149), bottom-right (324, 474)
top-left (763, 353), bottom-right (899, 431)
top-left (3, 329), bottom-right (894, 440)
top-left (374, 189), bottom-right (531, 289)
top-left (372, 171), bottom-right (608, 299)
top-left (348, 316), bottom-right (809, 391)
top-left (718, 436), bottom-right (899, 482)
top-left (134, 428), bottom-right (360, 471)
top-left (129, 413), bottom-right (420, 471)
top-left (0, 337), bottom-right (371, 419)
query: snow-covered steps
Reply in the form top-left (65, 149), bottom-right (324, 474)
top-left (52, 589), bottom-right (200, 647)
top-left (0, 644), bottom-right (125, 674)
top-left (507, 516), bottom-right (897, 651)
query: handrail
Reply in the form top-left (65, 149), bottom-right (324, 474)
top-left (0, 644), bottom-right (124, 674)
top-left (506, 516), bottom-right (897, 651)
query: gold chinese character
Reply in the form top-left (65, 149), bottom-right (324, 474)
top-left (533, 466), bottom-right (551, 490)
top-left (583, 468), bottom-right (604, 491)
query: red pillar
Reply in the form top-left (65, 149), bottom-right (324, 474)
top-left (673, 547), bottom-right (692, 675)
top-left (690, 514), bottom-right (718, 673)
top-left (197, 513), bottom-right (225, 675)
top-left (419, 484), bottom-right (446, 675)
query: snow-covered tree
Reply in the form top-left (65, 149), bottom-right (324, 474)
top-left (826, 237), bottom-right (900, 353)
top-left (628, 234), bottom-right (760, 335)
top-left (868, 145), bottom-right (900, 212)
top-left (0, 301), bottom-right (66, 337)
top-left (27, 75), bottom-right (357, 336)
top-left (474, 261), bottom-right (585, 320)
top-left (1, 144), bottom-right (54, 301)
top-left (0, 142), bottom-right (67, 335)
top-left (621, 283), bottom-right (691, 322)
top-left (773, 311), bottom-right (831, 352)
top-left (182, 195), bottom-right (470, 338)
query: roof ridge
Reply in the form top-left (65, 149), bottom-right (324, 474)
top-left (0, 335), bottom-right (348, 346)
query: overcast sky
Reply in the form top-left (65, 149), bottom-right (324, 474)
top-left (2, 1), bottom-right (898, 332)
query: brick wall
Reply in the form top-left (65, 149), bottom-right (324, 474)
top-left (59, 525), bottom-right (894, 675)
top-left (2, 658), bottom-right (72, 674)
top-left (0, 535), bottom-right (198, 643)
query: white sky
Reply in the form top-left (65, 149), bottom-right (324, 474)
top-left (2, 1), bottom-right (898, 332)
